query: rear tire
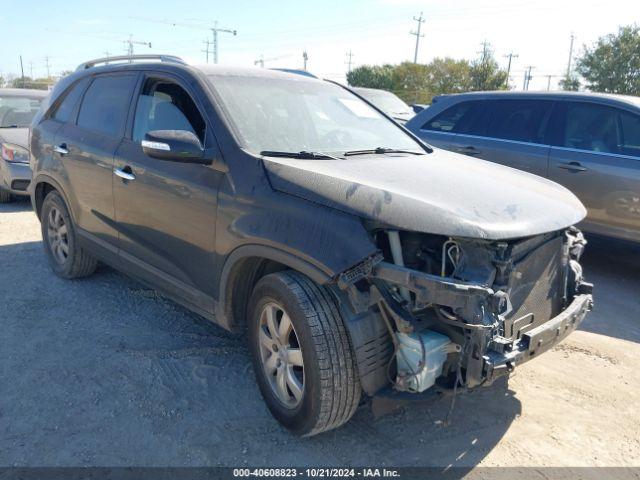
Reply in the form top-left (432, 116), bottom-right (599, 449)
top-left (0, 188), bottom-right (11, 203)
top-left (248, 271), bottom-right (361, 436)
top-left (41, 190), bottom-right (98, 279)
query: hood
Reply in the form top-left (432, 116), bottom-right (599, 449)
top-left (264, 148), bottom-right (587, 240)
top-left (0, 128), bottom-right (29, 149)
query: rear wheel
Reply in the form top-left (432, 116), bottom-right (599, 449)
top-left (248, 271), bottom-right (361, 436)
top-left (41, 190), bottom-right (98, 279)
top-left (0, 188), bottom-right (11, 203)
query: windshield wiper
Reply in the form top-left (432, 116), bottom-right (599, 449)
top-left (343, 147), bottom-right (427, 156)
top-left (260, 150), bottom-right (342, 160)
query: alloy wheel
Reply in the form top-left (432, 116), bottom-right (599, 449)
top-left (47, 207), bottom-right (69, 264)
top-left (258, 302), bottom-right (305, 408)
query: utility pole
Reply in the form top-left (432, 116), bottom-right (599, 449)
top-left (124, 35), bottom-right (152, 60)
top-left (202, 39), bottom-right (211, 63)
top-left (103, 51), bottom-right (111, 64)
top-left (478, 39), bottom-right (491, 62)
top-left (210, 21), bottom-right (237, 64)
top-left (345, 50), bottom-right (354, 73)
top-left (44, 56), bottom-right (50, 78)
top-left (19, 55), bottom-right (25, 87)
top-left (566, 33), bottom-right (575, 77)
top-left (503, 52), bottom-right (518, 88)
top-left (523, 66), bottom-right (534, 91)
top-left (302, 50), bottom-right (308, 71)
top-left (28, 61), bottom-right (34, 79)
top-left (410, 12), bottom-right (425, 63)
top-left (545, 74), bottom-right (553, 91)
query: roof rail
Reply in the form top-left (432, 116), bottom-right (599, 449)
top-left (76, 54), bottom-right (187, 71)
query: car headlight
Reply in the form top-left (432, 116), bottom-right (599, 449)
top-left (1, 143), bottom-right (29, 164)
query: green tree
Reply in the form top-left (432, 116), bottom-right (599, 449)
top-left (559, 74), bottom-right (580, 91)
top-left (425, 57), bottom-right (472, 96)
top-left (468, 44), bottom-right (508, 91)
top-left (346, 64), bottom-right (395, 91)
top-left (9, 76), bottom-right (51, 90)
top-left (576, 25), bottom-right (640, 95)
top-left (390, 61), bottom-right (430, 104)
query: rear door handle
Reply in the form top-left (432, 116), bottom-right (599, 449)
top-left (455, 145), bottom-right (481, 156)
top-left (114, 167), bottom-right (136, 181)
top-left (54, 144), bottom-right (68, 155)
top-left (557, 161), bottom-right (587, 172)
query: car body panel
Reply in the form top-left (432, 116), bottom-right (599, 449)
top-left (263, 148), bottom-right (586, 240)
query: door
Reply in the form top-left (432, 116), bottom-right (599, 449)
top-left (53, 73), bottom-right (137, 251)
top-left (453, 99), bottom-right (554, 177)
top-left (548, 101), bottom-right (640, 242)
top-left (113, 73), bottom-right (223, 309)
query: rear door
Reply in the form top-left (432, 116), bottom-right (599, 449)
top-left (53, 73), bottom-right (137, 253)
top-left (453, 99), bottom-right (554, 177)
top-left (548, 101), bottom-right (640, 242)
top-left (113, 71), bottom-right (223, 312)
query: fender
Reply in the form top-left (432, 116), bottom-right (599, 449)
top-left (31, 173), bottom-right (78, 221)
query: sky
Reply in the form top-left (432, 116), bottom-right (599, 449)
top-left (1, 0), bottom-right (638, 91)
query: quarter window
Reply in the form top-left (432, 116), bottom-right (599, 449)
top-left (619, 110), bottom-right (640, 158)
top-left (77, 75), bottom-right (136, 137)
top-left (132, 79), bottom-right (205, 144)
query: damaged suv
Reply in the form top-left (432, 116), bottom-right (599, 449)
top-left (30, 55), bottom-right (593, 436)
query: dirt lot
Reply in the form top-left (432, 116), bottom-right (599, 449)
top-left (1, 198), bottom-right (639, 469)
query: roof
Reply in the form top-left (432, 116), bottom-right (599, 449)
top-left (194, 64), bottom-right (322, 81)
top-left (0, 88), bottom-right (49, 98)
top-left (435, 90), bottom-right (640, 109)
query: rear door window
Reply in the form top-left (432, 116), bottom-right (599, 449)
top-left (77, 75), bottom-right (137, 137)
top-left (485, 100), bottom-right (553, 144)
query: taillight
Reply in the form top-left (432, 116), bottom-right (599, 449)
top-left (1, 143), bottom-right (29, 163)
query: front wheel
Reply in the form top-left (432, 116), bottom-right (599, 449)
top-left (248, 271), bottom-right (361, 436)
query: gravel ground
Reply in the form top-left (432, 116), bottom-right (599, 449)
top-left (1, 197), bottom-right (639, 468)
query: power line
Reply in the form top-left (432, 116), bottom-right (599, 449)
top-left (124, 35), bottom-right (152, 59)
top-left (410, 12), bottom-right (425, 63)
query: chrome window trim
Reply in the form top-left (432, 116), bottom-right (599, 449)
top-left (550, 145), bottom-right (640, 161)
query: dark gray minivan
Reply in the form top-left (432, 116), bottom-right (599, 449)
top-left (406, 92), bottom-right (640, 243)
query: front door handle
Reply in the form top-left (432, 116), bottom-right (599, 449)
top-left (455, 145), bottom-right (481, 156)
top-left (557, 161), bottom-right (587, 172)
top-left (114, 166), bottom-right (136, 181)
top-left (54, 144), bottom-right (68, 155)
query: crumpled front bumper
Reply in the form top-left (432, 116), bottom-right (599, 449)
top-left (484, 293), bottom-right (593, 383)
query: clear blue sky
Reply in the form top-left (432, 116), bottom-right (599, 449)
top-left (1, 0), bottom-right (638, 90)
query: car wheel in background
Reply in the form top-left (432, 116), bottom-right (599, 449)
top-left (248, 271), bottom-right (361, 436)
top-left (0, 188), bottom-right (11, 203)
top-left (41, 190), bottom-right (98, 279)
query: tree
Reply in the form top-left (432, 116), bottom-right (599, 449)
top-left (425, 57), bottom-right (472, 95)
top-left (9, 76), bottom-right (50, 90)
top-left (346, 64), bottom-right (395, 91)
top-left (391, 62), bottom-right (430, 104)
top-left (468, 44), bottom-right (508, 91)
top-left (559, 74), bottom-right (580, 91)
top-left (576, 25), bottom-right (640, 95)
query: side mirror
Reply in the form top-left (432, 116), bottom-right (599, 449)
top-left (142, 130), bottom-right (206, 163)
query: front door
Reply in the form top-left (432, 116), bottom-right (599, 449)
top-left (113, 73), bottom-right (223, 311)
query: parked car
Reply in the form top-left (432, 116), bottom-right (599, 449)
top-left (0, 88), bottom-right (48, 202)
top-left (352, 87), bottom-right (415, 124)
top-left (406, 91), bottom-right (640, 243)
top-left (30, 56), bottom-right (592, 436)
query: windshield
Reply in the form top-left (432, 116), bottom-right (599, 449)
top-left (0, 95), bottom-right (43, 128)
top-left (355, 89), bottom-right (413, 117)
top-left (209, 75), bottom-right (422, 155)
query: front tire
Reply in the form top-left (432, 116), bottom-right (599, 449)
top-left (41, 190), bottom-right (98, 279)
top-left (248, 271), bottom-right (361, 436)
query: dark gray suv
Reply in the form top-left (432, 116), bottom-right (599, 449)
top-left (29, 55), bottom-right (592, 436)
top-left (406, 91), bottom-right (640, 243)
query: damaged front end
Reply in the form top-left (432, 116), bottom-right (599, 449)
top-left (337, 227), bottom-right (593, 395)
